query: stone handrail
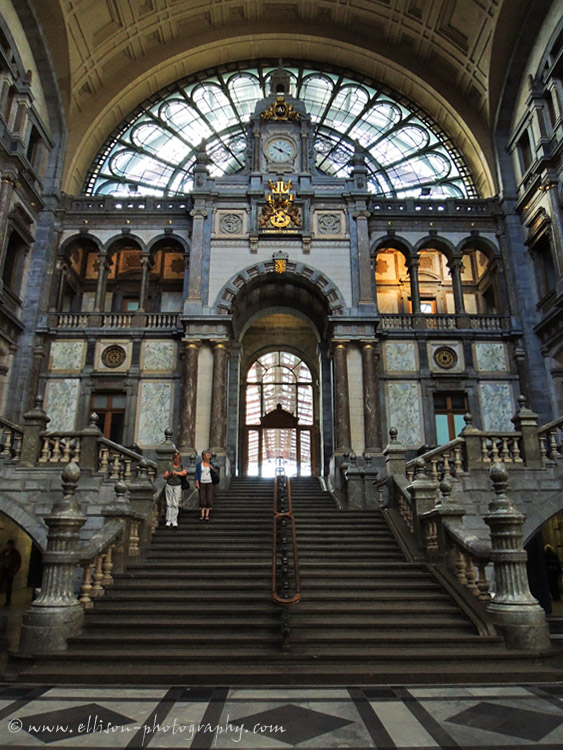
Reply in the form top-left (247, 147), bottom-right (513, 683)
top-left (39, 432), bottom-right (82, 464)
top-left (98, 437), bottom-right (157, 480)
top-left (79, 520), bottom-right (127, 609)
top-left (537, 416), bottom-right (563, 462)
top-left (0, 416), bottom-right (23, 462)
top-left (406, 438), bottom-right (465, 482)
top-left (479, 432), bottom-right (523, 464)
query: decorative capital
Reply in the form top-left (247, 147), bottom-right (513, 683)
top-left (261, 95), bottom-right (300, 121)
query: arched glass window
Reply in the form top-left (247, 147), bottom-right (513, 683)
top-left (85, 61), bottom-right (476, 200)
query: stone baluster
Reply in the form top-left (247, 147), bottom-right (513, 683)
top-left (476, 562), bottom-right (491, 601)
top-left (464, 556), bottom-right (480, 597)
top-left (484, 462), bottom-right (551, 650)
top-left (91, 554), bottom-right (105, 598)
top-left (19, 463), bottom-right (86, 653)
top-left (79, 563), bottom-right (94, 609)
top-left (101, 545), bottom-right (115, 587)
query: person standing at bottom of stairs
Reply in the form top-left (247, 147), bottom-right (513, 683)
top-left (195, 450), bottom-right (217, 521)
top-left (163, 451), bottom-right (187, 528)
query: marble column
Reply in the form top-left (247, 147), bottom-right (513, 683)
top-left (185, 207), bottom-right (207, 309)
top-left (353, 210), bottom-right (375, 307)
top-left (209, 341), bottom-right (229, 452)
top-left (178, 340), bottom-right (200, 453)
top-left (448, 256), bottom-right (466, 313)
top-left (138, 254), bottom-right (151, 312)
top-left (361, 341), bottom-right (382, 453)
top-left (333, 341), bottom-right (351, 452)
top-left (407, 257), bottom-right (421, 313)
top-left (93, 253), bottom-right (111, 312)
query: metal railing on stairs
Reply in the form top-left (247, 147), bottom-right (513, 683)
top-left (272, 471), bottom-right (301, 649)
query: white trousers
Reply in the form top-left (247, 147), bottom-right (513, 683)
top-left (165, 484), bottom-right (182, 525)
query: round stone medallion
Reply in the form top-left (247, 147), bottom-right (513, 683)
top-left (101, 345), bottom-right (127, 369)
top-left (434, 346), bottom-right (458, 370)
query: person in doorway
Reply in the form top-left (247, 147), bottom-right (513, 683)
top-left (195, 450), bottom-right (216, 521)
top-left (0, 539), bottom-right (22, 606)
top-left (545, 544), bottom-right (562, 601)
top-left (163, 451), bottom-right (186, 528)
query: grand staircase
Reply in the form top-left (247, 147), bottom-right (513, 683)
top-left (13, 477), bottom-right (561, 684)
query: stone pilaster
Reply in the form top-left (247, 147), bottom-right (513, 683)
top-left (19, 463), bottom-right (86, 653)
top-left (177, 340), bottom-right (200, 453)
top-left (484, 462), bottom-right (551, 651)
top-left (209, 341), bottom-right (228, 453)
top-left (353, 209), bottom-right (375, 307)
top-left (332, 341), bottom-right (351, 453)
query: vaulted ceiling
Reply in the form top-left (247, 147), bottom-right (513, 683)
top-left (30, 0), bottom-right (537, 195)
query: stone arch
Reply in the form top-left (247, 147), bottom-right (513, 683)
top-left (213, 260), bottom-right (347, 333)
top-left (103, 234), bottom-right (146, 255)
top-left (524, 495), bottom-right (563, 548)
top-left (0, 493), bottom-right (48, 551)
top-left (58, 233), bottom-right (104, 261)
top-left (370, 234), bottom-right (415, 263)
top-left (455, 235), bottom-right (500, 262)
top-left (147, 233), bottom-right (190, 258)
top-left (414, 235), bottom-right (457, 261)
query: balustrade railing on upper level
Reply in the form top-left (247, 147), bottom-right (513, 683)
top-left (379, 313), bottom-right (510, 332)
top-left (53, 312), bottom-right (180, 330)
top-left (0, 416), bottom-right (23, 462)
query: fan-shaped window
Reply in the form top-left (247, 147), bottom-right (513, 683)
top-left (85, 61), bottom-right (476, 199)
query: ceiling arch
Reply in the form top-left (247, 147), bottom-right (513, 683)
top-left (29, 0), bottom-right (538, 196)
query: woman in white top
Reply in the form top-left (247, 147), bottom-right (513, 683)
top-left (195, 450), bottom-right (215, 521)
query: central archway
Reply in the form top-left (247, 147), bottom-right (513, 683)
top-left (244, 350), bottom-right (315, 477)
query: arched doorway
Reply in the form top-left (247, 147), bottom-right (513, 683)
top-left (244, 351), bottom-right (316, 477)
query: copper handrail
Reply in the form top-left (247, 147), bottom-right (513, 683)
top-left (272, 474), bottom-right (301, 612)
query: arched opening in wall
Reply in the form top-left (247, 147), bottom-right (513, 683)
top-left (530, 233), bottom-right (557, 306)
top-left (374, 248), bottom-right (412, 313)
top-left (0, 512), bottom-right (42, 638)
top-left (244, 347), bottom-right (316, 477)
top-left (460, 247), bottom-right (499, 313)
top-left (106, 241), bottom-right (144, 313)
top-left (416, 249), bottom-right (454, 314)
top-left (56, 237), bottom-right (100, 312)
top-left (525, 511), bottom-right (563, 617)
top-left (148, 239), bottom-right (185, 312)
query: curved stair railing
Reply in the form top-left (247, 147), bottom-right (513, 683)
top-left (272, 471), bottom-right (301, 649)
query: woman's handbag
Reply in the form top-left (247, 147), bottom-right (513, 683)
top-left (180, 474), bottom-right (190, 490)
top-left (210, 467), bottom-right (220, 485)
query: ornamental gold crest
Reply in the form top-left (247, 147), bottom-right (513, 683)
top-left (259, 179), bottom-right (302, 232)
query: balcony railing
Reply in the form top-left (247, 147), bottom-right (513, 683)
top-left (379, 313), bottom-right (510, 332)
top-left (52, 312), bottom-right (180, 330)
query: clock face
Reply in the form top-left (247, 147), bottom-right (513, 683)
top-left (266, 138), bottom-right (296, 163)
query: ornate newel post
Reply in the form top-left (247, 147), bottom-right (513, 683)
top-left (20, 396), bottom-right (50, 467)
top-left (511, 395), bottom-right (543, 468)
top-left (383, 427), bottom-right (406, 477)
top-left (155, 427), bottom-right (176, 474)
top-left (484, 462), bottom-right (551, 651)
top-left (407, 457), bottom-right (439, 543)
top-left (19, 463), bottom-right (86, 653)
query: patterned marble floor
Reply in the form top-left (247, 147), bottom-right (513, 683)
top-left (0, 683), bottom-right (562, 749)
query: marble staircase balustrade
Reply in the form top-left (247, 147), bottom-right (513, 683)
top-left (0, 415), bottom-right (23, 462)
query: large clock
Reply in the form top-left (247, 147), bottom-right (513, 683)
top-left (266, 138), bottom-right (296, 163)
